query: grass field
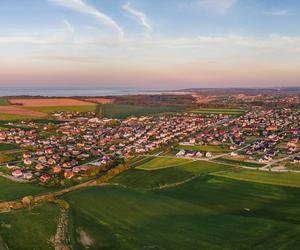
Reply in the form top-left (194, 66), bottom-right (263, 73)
top-left (102, 104), bottom-right (183, 119)
top-left (112, 160), bottom-right (229, 189)
top-left (26, 105), bottom-right (97, 113)
top-left (212, 169), bottom-right (300, 188)
top-left (135, 157), bottom-right (192, 170)
top-left (0, 99), bottom-right (8, 106)
top-left (190, 108), bottom-right (246, 115)
top-left (0, 177), bottom-right (53, 201)
top-left (176, 144), bottom-right (230, 153)
top-left (214, 157), bottom-right (264, 168)
top-left (64, 174), bottom-right (300, 249)
top-left (0, 113), bottom-right (35, 120)
top-left (0, 203), bottom-right (59, 249)
top-left (0, 143), bottom-right (19, 151)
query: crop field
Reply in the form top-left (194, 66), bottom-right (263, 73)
top-left (112, 160), bottom-right (230, 189)
top-left (63, 173), bottom-right (300, 249)
top-left (26, 105), bottom-right (97, 113)
top-left (212, 169), bottom-right (300, 188)
top-left (83, 97), bottom-right (114, 104)
top-left (135, 157), bottom-right (192, 170)
top-left (176, 144), bottom-right (230, 153)
top-left (102, 104), bottom-right (183, 119)
top-left (0, 106), bottom-right (46, 118)
top-left (214, 157), bottom-right (264, 168)
top-left (9, 98), bottom-right (94, 107)
top-left (0, 203), bottom-right (59, 250)
top-left (0, 98), bottom-right (8, 106)
top-left (190, 108), bottom-right (247, 115)
top-left (0, 177), bottom-right (53, 201)
top-left (0, 143), bottom-right (19, 151)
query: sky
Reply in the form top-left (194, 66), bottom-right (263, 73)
top-left (0, 0), bottom-right (300, 89)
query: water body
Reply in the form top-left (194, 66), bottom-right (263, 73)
top-left (0, 88), bottom-right (170, 97)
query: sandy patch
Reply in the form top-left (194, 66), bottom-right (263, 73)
top-left (79, 230), bottom-right (93, 249)
top-left (0, 106), bottom-right (47, 117)
top-left (9, 98), bottom-right (94, 107)
top-left (192, 95), bottom-right (216, 104)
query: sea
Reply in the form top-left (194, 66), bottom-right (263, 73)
top-left (0, 88), bottom-right (171, 97)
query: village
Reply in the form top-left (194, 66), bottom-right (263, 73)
top-left (0, 108), bottom-right (299, 186)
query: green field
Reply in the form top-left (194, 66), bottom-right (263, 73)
top-left (0, 113), bottom-right (35, 121)
top-left (190, 108), bottom-right (246, 115)
top-left (0, 177), bottom-right (53, 201)
top-left (0, 99), bottom-right (8, 106)
top-left (135, 157), bottom-right (192, 170)
top-left (0, 143), bottom-right (19, 151)
top-left (176, 144), bottom-right (230, 153)
top-left (64, 174), bottom-right (300, 249)
top-left (26, 105), bottom-right (97, 113)
top-left (102, 104), bottom-right (183, 119)
top-left (212, 169), bottom-right (300, 188)
top-left (214, 157), bottom-right (264, 168)
top-left (112, 160), bottom-right (230, 189)
top-left (0, 203), bottom-right (59, 249)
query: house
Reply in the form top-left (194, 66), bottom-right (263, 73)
top-left (53, 166), bottom-right (62, 174)
top-left (64, 171), bottom-right (75, 179)
top-left (23, 172), bottom-right (33, 180)
top-left (35, 163), bottom-right (44, 171)
top-left (205, 152), bottom-right (212, 158)
top-left (40, 174), bottom-right (51, 183)
top-left (12, 170), bottom-right (23, 178)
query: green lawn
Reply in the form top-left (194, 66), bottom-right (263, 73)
top-left (63, 175), bottom-right (300, 249)
top-left (135, 157), bottom-right (192, 170)
top-left (0, 203), bottom-right (59, 250)
top-left (176, 144), bottom-right (230, 153)
top-left (212, 169), bottom-right (300, 188)
top-left (102, 104), bottom-right (183, 119)
top-left (26, 105), bottom-right (96, 113)
top-left (0, 177), bottom-right (53, 201)
top-left (190, 108), bottom-right (246, 115)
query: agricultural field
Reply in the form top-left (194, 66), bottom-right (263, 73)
top-left (63, 174), bottom-right (300, 249)
top-left (176, 144), bottom-right (230, 153)
top-left (9, 98), bottom-right (94, 107)
top-left (102, 104), bottom-right (183, 119)
top-left (112, 160), bottom-right (230, 189)
top-left (214, 157), bottom-right (265, 168)
top-left (0, 203), bottom-right (59, 250)
top-left (0, 144), bottom-right (19, 151)
top-left (0, 106), bottom-right (46, 119)
top-left (26, 105), bottom-right (97, 113)
top-left (212, 169), bottom-right (300, 188)
top-left (135, 157), bottom-right (192, 170)
top-left (0, 177), bottom-right (53, 201)
top-left (0, 98), bottom-right (8, 106)
top-left (189, 108), bottom-right (247, 115)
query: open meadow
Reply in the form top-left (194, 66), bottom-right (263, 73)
top-left (63, 172), bottom-right (300, 249)
top-left (0, 203), bottom-right (59, 250)
top-left (0, 177), bottom-right (54, 201)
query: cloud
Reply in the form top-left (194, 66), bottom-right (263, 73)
top-left (0, 36), bottom-right (58, 44)
top-left (263, 9), bottom-right (291, 16)
top-left (49, 0), bottom-right (124, 40)
top-left (198, 0), bottom-right (237, 14)
top-left (63, 19), bottom-right (75, 33)
top-left (122, 2), bottom-right (152, 34)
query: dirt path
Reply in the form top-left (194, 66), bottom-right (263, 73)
top-left (54, 208), bottom-right (71, 250)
